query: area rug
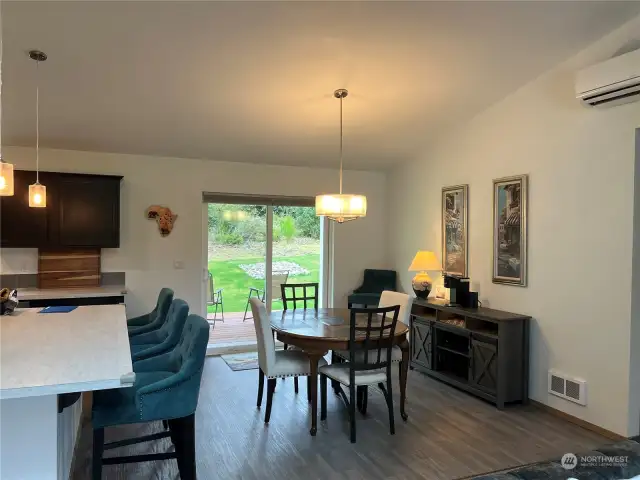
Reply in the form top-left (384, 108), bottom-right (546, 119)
top-left (221, 351), bottom-right (259, 371)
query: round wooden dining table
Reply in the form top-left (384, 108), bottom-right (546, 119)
top-left (269, 308), bottom-right (410, 436)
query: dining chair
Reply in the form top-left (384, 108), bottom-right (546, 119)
top-left (92, 314), bottom-right (210, 480)
top-left (129, 298), bottom-right (189, 362)
top-left (207, 271), bottom-right (224, 327)
top-left (242, 270), bottom-right (289, 321)
top-left (127, 287), bottom-right (174, 334)
top-left (319, 304), bottom-right (400, 443)
top-left (249, 297), bottom-right (327, 423)
top-left (280, 282), bottom-right (320, 392)
top-left (334, 290), bottom-right (412, 413)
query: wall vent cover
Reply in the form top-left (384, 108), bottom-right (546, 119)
top-left (548, 370), bottom-right (587, 405)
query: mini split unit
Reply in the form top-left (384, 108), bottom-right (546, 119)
top-left (576, 48), bottom-right (640, 107)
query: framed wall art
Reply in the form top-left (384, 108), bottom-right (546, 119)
top-left (493, 174), bottom-right (528, 286)
top-left (441, 184), bottom-right (468, 276)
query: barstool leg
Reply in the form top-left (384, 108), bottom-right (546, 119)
top-left (173, 414), bottom-right (196, 480)
top-left (92, 427), bottom-right (105, 480)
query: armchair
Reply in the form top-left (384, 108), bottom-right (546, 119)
top-left (347, 269), bottom-right (397, 307)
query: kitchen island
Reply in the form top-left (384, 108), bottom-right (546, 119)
top-left (0, 305), bottom-right (134, 480)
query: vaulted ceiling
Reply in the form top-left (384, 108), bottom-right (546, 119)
top-left (3, 1), bottom-right (639, 169)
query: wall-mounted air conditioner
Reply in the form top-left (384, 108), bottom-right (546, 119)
top-left (576, 48), bottom-right (640, 107)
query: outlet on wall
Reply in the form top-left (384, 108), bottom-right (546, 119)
top-left (173, 260), bottom-right (185, 270)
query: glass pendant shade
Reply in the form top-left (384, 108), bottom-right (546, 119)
top-left (29, 182), bottom-right (46, 208)
top-left (315, 193), bottom-right (367, 223)
top-left (0, 162), bottom-right (15, 196)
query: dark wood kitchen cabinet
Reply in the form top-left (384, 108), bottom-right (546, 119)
top-left (0, 170), bottom-right (50, 247)
top-left (0, 171), bottom-right (122, 248)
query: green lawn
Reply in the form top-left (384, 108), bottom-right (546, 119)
top-left (207, 254), bottom-right (320, 313)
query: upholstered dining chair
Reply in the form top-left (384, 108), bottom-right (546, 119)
top-left (127, 287), bottom-right (174, 336)
top-left (249, 297), bottom-right (327, 423)
top-left (319, 305), bottom-right (400, 443)
top-left (334, 290), bottom-right (412, 411)
top-left (129, 298), bottom-right (189, 362)
top-left (92, 314), bottom-right (209, 480)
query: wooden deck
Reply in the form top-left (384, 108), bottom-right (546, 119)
top-left (207, 311), bottom-right (257, 346)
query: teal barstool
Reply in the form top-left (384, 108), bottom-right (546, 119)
top-left (92, 314), bottom-right (209, 480)
top-left (129, 298), bottom-right (189, 362)
top-left (128, 288), bottom-right (174, 336)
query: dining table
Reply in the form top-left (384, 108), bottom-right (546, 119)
top-left (269, 307), bottom-right (410, 436)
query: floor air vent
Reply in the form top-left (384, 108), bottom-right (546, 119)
top-left (548, 370), bottom-right (587, 405)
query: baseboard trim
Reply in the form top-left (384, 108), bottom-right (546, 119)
top-left (530, 400), bottom-right (626, 441)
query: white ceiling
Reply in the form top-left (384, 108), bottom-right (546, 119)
top-left (3, 1), bottom-right (639, 170)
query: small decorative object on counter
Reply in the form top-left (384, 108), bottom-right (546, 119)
top-left (146, 205), bottom-right (178, 237)
top-left (408, 251), bottom-right (441, 299)
top-left (0, 288), bottom-right (19, 315)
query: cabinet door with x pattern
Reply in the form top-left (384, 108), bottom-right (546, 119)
top-left (470, 336), bottom-right (498, 394)
top-left (411, 318), bottom-right (433, 370)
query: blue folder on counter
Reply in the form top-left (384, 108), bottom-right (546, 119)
top-left (39, 306), bottom-right (78, 314)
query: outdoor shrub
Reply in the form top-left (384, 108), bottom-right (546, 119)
top-left (280, 216), bottom-right (296, 242)
top-left (235, 216), bottom-right (266, 243)
top-left (215, 231), bottom-right (243, 245)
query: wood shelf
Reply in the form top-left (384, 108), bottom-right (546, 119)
top-left (436, 345), bottom-right (470, 358)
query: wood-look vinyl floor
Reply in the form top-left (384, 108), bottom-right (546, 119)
top-left (73, 356), bottom-right (609, 480)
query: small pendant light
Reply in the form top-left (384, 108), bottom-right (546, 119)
top-left (0, 33), bottom-right (14, 196)
top-left (29, 50), bottom-right (46, 208)
top-left (315, 89), bottom-right (367, 223)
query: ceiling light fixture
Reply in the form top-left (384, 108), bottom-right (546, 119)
top-left (28, 50), bottom-right (47, 208)
top-left (315, 89), bottom-right (367, 223)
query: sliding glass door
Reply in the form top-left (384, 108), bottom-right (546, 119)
top-left (204, 197), bottom-right (328, 353)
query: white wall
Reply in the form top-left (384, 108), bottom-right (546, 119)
top-left (389, 15), bottom-right (640, 435)
top-left (0, 147), bottom-right (389, 317)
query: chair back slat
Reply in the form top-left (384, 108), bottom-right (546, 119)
top-left (349, 305), bottom-right (400, 373)
top-left (281, 283), bottom-right (319, 310)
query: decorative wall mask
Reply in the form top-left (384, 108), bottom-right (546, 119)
top-left (147, 205), bottom-right (178, 237)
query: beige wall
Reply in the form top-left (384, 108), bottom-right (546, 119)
top-left (0, 147), bottom-right (389, 318)
top-left (389, 15), bottom-right (640, 435)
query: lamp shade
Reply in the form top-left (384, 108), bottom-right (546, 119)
top-left (29, 183), bottom-right (46, 208)
top-left (408, 251), bottom-right (440, 272)
top-left (0, 162), bottom-right (15, 196)
top-left (315, 194), bottom-right (367, 223)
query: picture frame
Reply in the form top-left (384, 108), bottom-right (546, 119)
top-left (492, 174), bottom-right (528, 286)
top-left (441, 184), bottom-right (468, 277)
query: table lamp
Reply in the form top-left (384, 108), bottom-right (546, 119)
top-left (408, 251), bottom-right (441, 299)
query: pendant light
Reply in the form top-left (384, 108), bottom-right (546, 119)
top-left (28, 50), bottom-right (46, 208)
top-left (0, 31), bottom-right (14, 196)
top-left (315, 89), bottom-right (367, 223)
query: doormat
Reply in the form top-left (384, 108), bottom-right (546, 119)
top-left (221, 352), bottom-right (259, 371)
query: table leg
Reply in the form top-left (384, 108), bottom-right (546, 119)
top-left (399, 340), bottom-right (409, 421)
top-left (308, 353), bottom-right (322, 436)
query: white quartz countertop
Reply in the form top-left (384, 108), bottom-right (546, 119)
top-left (17, 286), bottom-right (127, 301)
top-left (0, 305), bottom-right (134, 399)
